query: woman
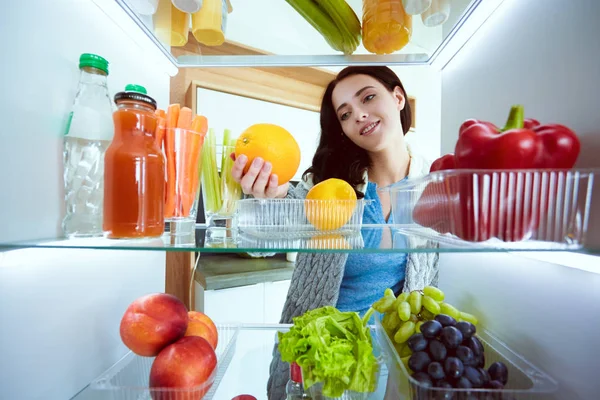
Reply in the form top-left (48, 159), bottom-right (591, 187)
top-left (231, 66), bottom-right (439, 398)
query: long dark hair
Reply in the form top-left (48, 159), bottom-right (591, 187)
top-left (303, 66), bottom-right (412, 198)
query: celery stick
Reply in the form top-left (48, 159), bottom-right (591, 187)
top-left (201, 129), bottom-right (222, 213)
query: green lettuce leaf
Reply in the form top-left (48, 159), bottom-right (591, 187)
top-left (277, 306), bottom-right (379, 397)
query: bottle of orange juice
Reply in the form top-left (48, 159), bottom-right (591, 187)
top-left (191, 0), bottom-right (225, 46)
top-left (362, 0), bottom-right (413, 55)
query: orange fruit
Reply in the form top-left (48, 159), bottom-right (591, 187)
top-left (234, 123), bottom-right (301, 185)
top-left (305, 178), bottom-right (357, 231)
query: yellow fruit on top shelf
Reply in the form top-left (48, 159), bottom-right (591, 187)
top-left (234, 123), bottom-right (301, 185)
top-left (305, 178), bottom-right (357, 231)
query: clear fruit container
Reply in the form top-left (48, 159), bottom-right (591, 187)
top-left (382, 169), bottom-right (597, 248)
top-left (236, 198), bottom-right (371, 239)
top-left (374, 313), bottom-right (558, 399)
top-left (88, 324), bottom-right (239, 400)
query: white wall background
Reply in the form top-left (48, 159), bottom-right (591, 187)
top-left (0, 1), bottom-right (170, 399)
top-left (440, 0), bottom-right (600, 399)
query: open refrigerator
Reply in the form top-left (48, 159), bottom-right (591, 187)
top-left (1, 0), bottom-right (600, 400)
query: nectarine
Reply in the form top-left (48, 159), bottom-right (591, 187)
top-left (185, 311), bottom-right (218, 349)
top-left (119, 293), bottom-right (188, 357)
top-left (149, 336), bottom-right (217, 400)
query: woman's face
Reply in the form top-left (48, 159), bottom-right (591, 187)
top-left (331, 74), bottom-right (406, 152)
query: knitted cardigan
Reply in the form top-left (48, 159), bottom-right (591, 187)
top-left (266, 147), bottom-right (440, 399)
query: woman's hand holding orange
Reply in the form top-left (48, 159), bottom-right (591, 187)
top-left (230, 153), bottom-right (289, 199)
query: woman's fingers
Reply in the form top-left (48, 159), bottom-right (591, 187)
top-left (264, 174), bottom-right (279, 198)
top-left (240, 157), bottom-right (264, 194)
top-left (231, 154), bottom-right (247, 183)
top-left (253, 162), bottom-right (272, 196)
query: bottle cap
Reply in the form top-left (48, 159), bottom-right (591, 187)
top-left (125, 84), bottom-right (147, 94)
top-left (114, 91), bottom-right (157, 110)
top-left (79, 53), bottom-right (109, 74)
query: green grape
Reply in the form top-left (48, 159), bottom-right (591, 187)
top-left (420, 309), bottom-right (435, 321)
top-left (397, 301), bottom-right (411, 322)
top-left (439, 302), bottom-right (461, 320)
top-left (459, 311), bottom-right (479, 325)
top-left (394, 321), bottom-right (416, 343)
top-left (384, 288), bottom-right (395, 298)
top-left (372, 295), bottom-right (395, 313)
top-left (423, 295), bottom-right (441, 314)
top-left (415, 321), bottom-right (424, 333)
top-left (386, 310), bottom-right (401, 331)
top-left (409, 291), bottom-right (422, 315)
top-left (409, 313), bottom-right (419, 323)
top-left (423, 286), bottom-right (445, 302)
top-left (394, 342), bottom-right (406, 356)
top-left (393, 291), bottom-right (410, 309)
top-left (401, 344), bottom-right (413, 357)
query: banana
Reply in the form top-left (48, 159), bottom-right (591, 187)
top-left (285, 0), bottom-right (345, 53)
top-left (315, 0), bottom-right (361, 55)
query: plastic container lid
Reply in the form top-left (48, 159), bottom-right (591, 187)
top-left (114, 91), bottom-right (157, 110)
top-left (79, 53), bottom-right (109, 74)
top-left (125, 84), bottom-right (148, 94)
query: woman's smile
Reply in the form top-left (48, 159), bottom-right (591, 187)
top-left (360, 120), bottom-right (380, 136)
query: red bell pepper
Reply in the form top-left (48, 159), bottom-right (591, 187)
top-left (414, 105), bottom-right (581, 242)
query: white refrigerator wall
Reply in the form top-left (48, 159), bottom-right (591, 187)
top-left (0, 0), bottom-right (169, 399)
top-left (440, 0), bottom-right (600, 399)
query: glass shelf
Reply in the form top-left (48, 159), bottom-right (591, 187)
top-left (2, 224), bottom-right (597, 254)
top-left (116, 0), bottom-right (487, 67)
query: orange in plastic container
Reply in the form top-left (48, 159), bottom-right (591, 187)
top-left (362, 0), bottom-right (413, 55)
top-left (103, 87), bottom-right (165, 239)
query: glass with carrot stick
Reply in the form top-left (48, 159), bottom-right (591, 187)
top-left (201, 128), bottom-right (243, 228)
top-left (103, 88), bottom-right (165, 239)
top-left (162, 105), bottom-right (208, 234)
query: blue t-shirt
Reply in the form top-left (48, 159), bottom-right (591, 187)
top-left (336, 181), bottom-right (407, 315)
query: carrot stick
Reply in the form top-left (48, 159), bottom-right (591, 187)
top-left (156, 109), bottom-right (166, 119)
top-left (177, 107), bottom-right (193, 130)
top-left (181, 115), bottom-right (209, 215)
top-left (191, 115), bottom-right (208, 135)
top-left (155, 116), bottom-right (166, 149)
top-left (164, 104), bottom-right (180, 218)
top-left (182, 132), bottom-right (203, 216)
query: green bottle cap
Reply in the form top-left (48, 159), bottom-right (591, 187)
top-left (79, 53), bottom-right (109, 74)
top-left (125, 84), bottom-right (147, 94)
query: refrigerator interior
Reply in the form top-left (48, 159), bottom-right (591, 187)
top-left (1, 0), bottom-right (599, 399)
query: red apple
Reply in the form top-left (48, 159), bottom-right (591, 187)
top-left (149, 336), bottom-right (217, 400)
top-left (120, 293), bottom-right (188, 357)
top-left (231, 396), bottom-right (257, 400)
top-left (185, 311), bottom-right (218, 349)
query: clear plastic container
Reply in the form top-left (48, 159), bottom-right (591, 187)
top-left (374, 313), bottom-right (558, 400)
top-left (382, 169), bottom-right (596, 248)
top-left (89, 324), bottom-right (239, 400)
top-left (237, 199), bottom-right (370, 239)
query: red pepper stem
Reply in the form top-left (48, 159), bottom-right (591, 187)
top-left (501, 105), bottom-right (525, 131)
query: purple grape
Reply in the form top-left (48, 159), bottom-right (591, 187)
top-left (455, 345), bottom-right (475, 366)
top-left (421, 320), bottom-right (443, 339)
top-left (441, 326), bottom-right (463, 349)
top-left (463, 366), bottom-right (484, 388)
top-left (444, 357), bottom-right (464, 379)
top-left (428, 361), bottom-right (445, 380)
top-left (435, 314), bottom-right (457, 327)
top-left (407, 333), bottom-right (428, 352)
top-left (409, 351), bottom-right (432, 372)
top-left (412, 371), bottom-right (433, 387)
top-left (428, 339), bottom-right (448, 362)
top-left (456, 321), bottom-right (476, 340)
top-left (488, 362), bottom-right (508, 385)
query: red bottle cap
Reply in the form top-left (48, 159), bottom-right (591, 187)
top-left (290, 362), bottom-right (303, 383)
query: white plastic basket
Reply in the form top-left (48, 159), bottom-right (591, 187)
top-left (89, 324), bottom-right (239, 400)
